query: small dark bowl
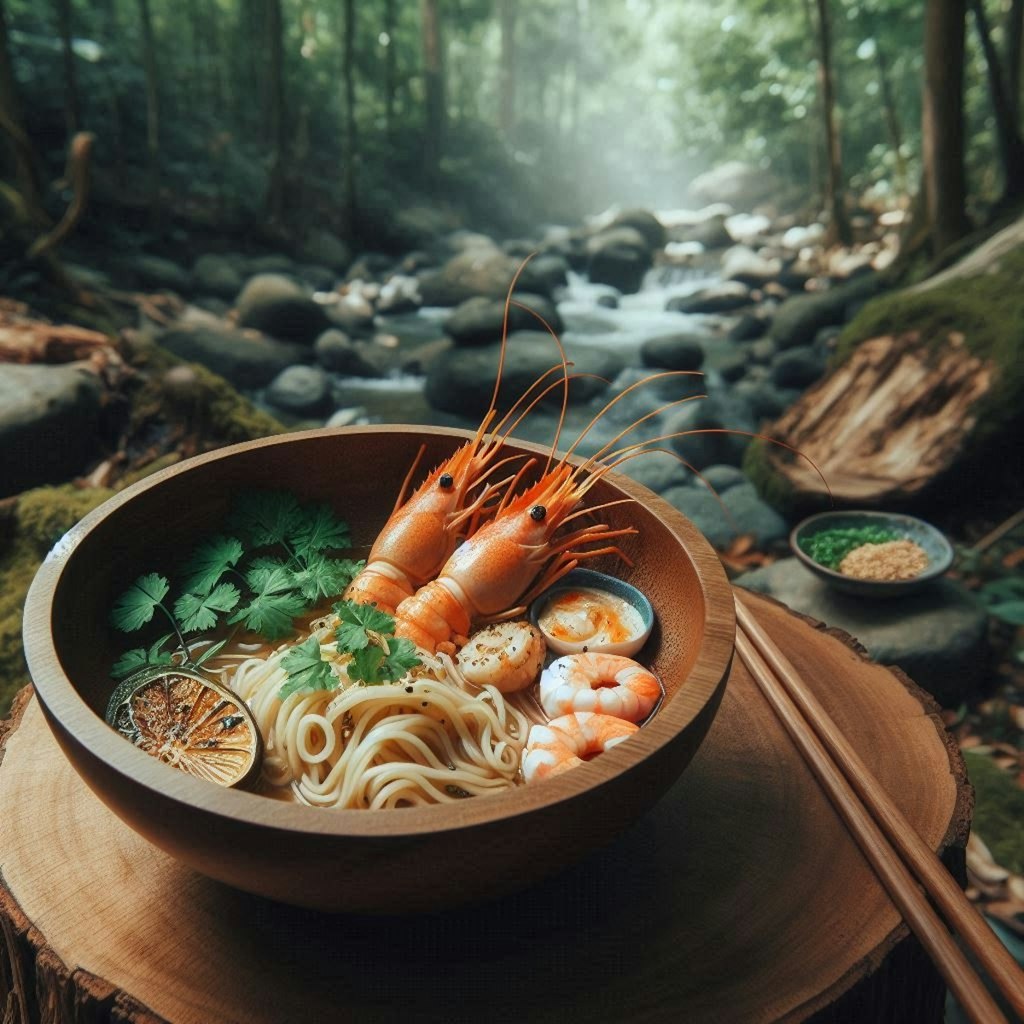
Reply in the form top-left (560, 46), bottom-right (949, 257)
top-left (790, 510), bottom-right (954, 598)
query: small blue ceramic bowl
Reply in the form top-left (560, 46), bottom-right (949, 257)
top-left (790, 510), bottom-right (954, 598)
top-left (529, 568), bottom-right (656, 657)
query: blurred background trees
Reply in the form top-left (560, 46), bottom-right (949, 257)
top-left (0, 0), bottom-right (1021, 261)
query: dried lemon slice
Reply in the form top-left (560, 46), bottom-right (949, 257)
top-left (105, 666), bottom-right (263, 789)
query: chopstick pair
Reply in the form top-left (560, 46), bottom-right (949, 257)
top-left (733, 592), bottom-right (1024, 1024)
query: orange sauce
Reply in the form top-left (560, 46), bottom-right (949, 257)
top-left (536, 587), bottom-right (644, 649)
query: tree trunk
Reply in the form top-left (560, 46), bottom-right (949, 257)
top-left (383, 0), bottom-right (396, 135)
top-left (801, 0), bottom-right (824, 211)
top-left (858, 6), bottom-right (907, 196)
top-left (0, 595), bottom-right (969, 1022)
top-left (0, 0), bottom-right (43, 213)
top-left (420, 0), bottom-right (444, 185)
top-left (137, 0), bottom-right (160, 221)
top-left (922, 0), bottom-right (969, 257)
top-left (55, 0), bottom-right (81, 138)
top-left (341, 0), bottom-right (356, 235)
top-left (814, 0), bottom-right (851, 246)
top-left (968, 0), bottom-right (1024, 201)
top-left (1008, 0), bottom-right (1023, 128)
top-left (498, 0), bottom-right (516, 142)
top-left (264, 0), bottom-right (286, 224)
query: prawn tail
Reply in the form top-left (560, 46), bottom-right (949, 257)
top-left (393, 580), bottom-right (473, 655)
top-left (343, 562), bottom-right (413, 615)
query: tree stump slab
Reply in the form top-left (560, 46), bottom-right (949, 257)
top-left (0, 591), bottom-right (970, 1023)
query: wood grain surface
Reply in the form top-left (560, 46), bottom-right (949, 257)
top-left (0, 592), bottom-right (969, 1023)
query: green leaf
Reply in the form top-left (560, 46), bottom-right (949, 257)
top-left (291, 503), bottom-right (351, 557)
top-left (173, 582), bottom-right (241, 633)
top-left (294, 555), bottom-right (363, 603)
top-left (334, 599), bottom-right (395, 652)
top-left (990, 600), bottom-right (1024, 626)
top-left (193, 638), bottom-right (230, 666)
top-left (244, 560), bottom-right (295, 595)
top-left (111, 639), bottom-right (174, 680)
top-left (348, 645), bottom-right (385, 683)
top-left (228, 490), bottom-right (303, 548)
top-left (278, 635), bottom-right (338, 698)
top-left (180, 535), bottom-right (244, 595)
top-left (110, 574), bottom-right (170, 632)
top-left (229, 564), bottom-right (308, 638)
top-left (379, 637), bottom-right (421, 682)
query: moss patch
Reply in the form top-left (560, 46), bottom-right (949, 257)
top-left (0, 484), bottom-right (114, 717)
top-left (836, 245), bottom-right (1024, 442)
top-left (963, 750), bottom-right (1024, 875)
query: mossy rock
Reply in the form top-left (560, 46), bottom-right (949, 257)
top-left (963, 750), bottom-right (1024, 875)
top-left (0, 484), bottom-right (114, 716)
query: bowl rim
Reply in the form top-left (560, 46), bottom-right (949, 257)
top-left (789, 509), bottom-right (954, 587)
top-left (24, 424), bottom-right (735, 839)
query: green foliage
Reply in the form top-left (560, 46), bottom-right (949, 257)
top-left (798, 526), bottom-right (900, 569)
top-left (279, 635), bottom-right (336, 698)
top-left (963, 750), bottom-right (1024, 875)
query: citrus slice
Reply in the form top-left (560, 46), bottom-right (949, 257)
top-left (105, 666), bottom-right (263, 789)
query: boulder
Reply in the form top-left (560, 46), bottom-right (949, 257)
top-left (298, 229), bottom-right (351, 273)
top-left (314, 329), bottom-right (388, 377)
top-left (733, 379), bottom-right (795, 420)
top-left (133, 254), bottom-right (192, 294)
top-left (585, 227), bottom-right (653, 294)
top-left (525, 254), bottom-right (571, 293)
top-left (721, 246), bottom-right (783, 287)
top-left (156, 324), bottom-right (306, 389)
top-left (770, 346), bottom-right (826, 389)
top-left (735, 559), bottom-right (988, 706)
top-left (609, 209), bottom-right (667, 251)
top-left (660, 486), bottom-right (734, 548)
top-left (236, 273), bottom-right (331, 344)
top-left (192, 254), bottom-right (243, 299)
top-left (671, 213), bottom-right (732, 251)
top-left (424, 331), bottom-right (620, 418)
top-left (444, 294), bottom-right (563, 347)
top-left (265, 365), bottom-right (333, 417)
top-left (698, 464), bottom-right (748, 493)
top-left (327, 292), bottom-right (376, 336)
top-left (0, 365), bottom-right (104, 497)
top-left (417, 247), bottom-right (555, 306)
top-left (770, 272), bottom-right (886, 350)
top-left (639, 333), bottom-right (706, 372)
top-left (728, 312), bottom-right (768, 342)
top-left (688, 161), bottom-right (781, 209)
top-left (666, 281), bottom-right (752, 315)
top-left (614, 450), bottom-right (693, 493)
top-left (246, 254), bottom-right (297, 276)
top-left (665, 391), bottom-right (757, 469)
top-left (377, 274), bottom-right (422, 315)
top-left (296, 265), bottom-right (337, 291)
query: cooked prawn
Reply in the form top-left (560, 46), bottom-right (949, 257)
top-left (456, 620), bottom-right (546, 693)
top-left (522, 712), bottom-right (638, 782)
top-left (539, 652), bottom-right (661, 723)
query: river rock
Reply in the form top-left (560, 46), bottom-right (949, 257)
top-left (444, 294), bottom-right (563, 347)
top-left (134, 254), bottom-right (192, 294)
top-left (640, 332), bottom-right (706, 372)
top-left (660, 487), bottom-right (734, 548)
top-left (733, 379), bottom-right (795, 419)
top-left (748, 337), bottom-right (777, 363)
top-left (735, 559), bottom-right (989, 706)
top-left (609, 209), bottom-right (667, 251)
top-left (770, 272), bottom-right (885, 349)
top-left (265, 365), bottom-right (333, 416)
top-left (770, 346), bottom-right (826, 389)
top-left (377, 274), bottom-right (421, 314)
top-left (314, 329), bottom-right (388, 377)
top-left (157, 323), bottom-right (305, 389)
top-left (236, 273), bottom-right (331, 343)
top-left (721, 246), bottom-right (782, 286)
top-left (699, 464), bottom-right (748, 493)
top-left (728, 313), bottom-right (768, 342)
top-left (665, 391), bottom-right (757, 469)
top-left (666, 280), bottom-right (752, 314)
top-left (298, 228), bottom-right (351, 273)
top-left (246, 254), bottom-right (297, 276)
top-left (615, 450), bottom-right (693, 493)
top-left (716, 482), bottom-right (788, 543)
top-left (585, 226), bottom-right (653, 294)
top-left (424, 331), bottom-right (620, 418)
top-left (0, 364), bottom-right (104, 497)
top-left (417, 247), bottom-right (554, 306)
top-left (671, 213), bottom-right (732, 251)
top-left (689, 161), bottom-right (781, 208)
top-left (297, 265), bottom-right (337, 291)
top-left (524, 253), bottom-right (570, 293)
top-left (327, 292), bottom-right (376, 336)
top-left (192, 254), bottom-right (243, 298)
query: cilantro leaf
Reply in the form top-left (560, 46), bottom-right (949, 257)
top-left (294, 555), bottom-right (363, 602)
top-left (110, 634), bottom-right (174, 679)
top-left (179, 535), bottom-right (244, 595)
top-left (348, 644), bottom-right (385, 683)
top-left (173, 582), bottom-right (241, 633)
top-left (193, 638), bottom-right (230, 666)
top-left (291, 503), bottom-right (351, 557)
top-left (228, 490), bottom-right (303, 547)
top-left (334, 600), bottom-right (395, 651)
top-left (110, 574), bottom-right (170, 632)
top-left (379, 637), bottom-right (421, 682)
top-left (229, 564), bottom-right (308, 638)
top-left (279, 636), bottom-right (338, 699)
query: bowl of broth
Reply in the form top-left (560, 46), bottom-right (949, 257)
top-left (24, 426), bottom-right (734, 912)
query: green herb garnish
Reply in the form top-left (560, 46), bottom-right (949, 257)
top-left (799, 526), bottom-right (901, 570)
top-left (109, 490), bottom-right (362, 678)
top-left (276, 599), bottom-right (422, 699)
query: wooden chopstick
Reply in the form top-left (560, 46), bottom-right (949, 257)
top-left (733, 592), bottom-right (1024, 1023)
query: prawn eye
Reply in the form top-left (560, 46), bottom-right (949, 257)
top-left (439, 473), bottom-right (454, 489)
top-left (530, 505), bottom-right (547, 521)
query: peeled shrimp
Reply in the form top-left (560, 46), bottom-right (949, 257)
top-left (455, 620), bottom-right (546, 693)
top-left (538, 652), bottom-right (661, 723)
top-left (522, 712), bottom-right (638, 782)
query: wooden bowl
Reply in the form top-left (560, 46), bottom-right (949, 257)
top-left (23, 426), bottom-right (734, 913)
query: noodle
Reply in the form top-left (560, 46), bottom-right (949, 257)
top-left (223, 622), bottom-right (530, 810)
